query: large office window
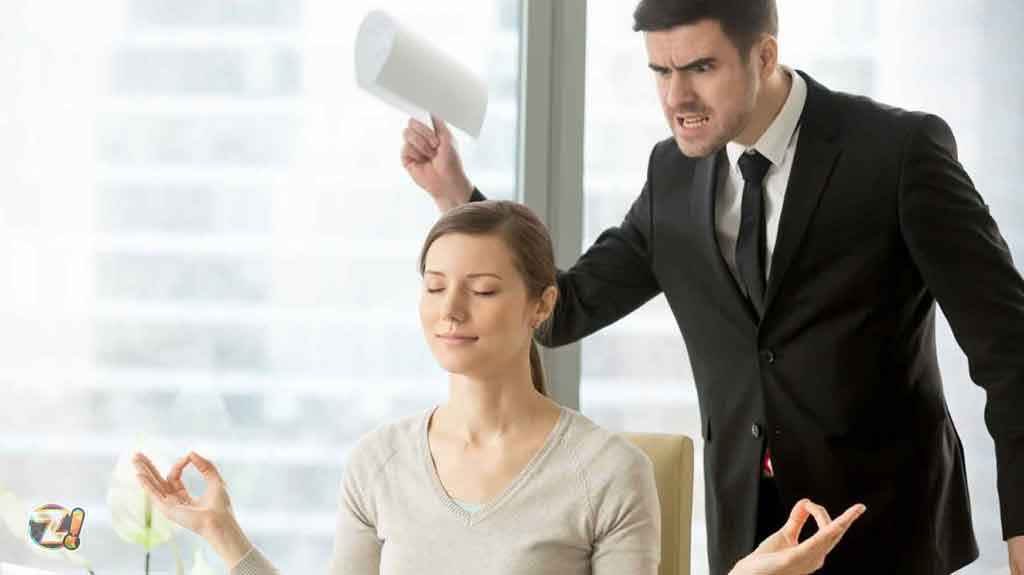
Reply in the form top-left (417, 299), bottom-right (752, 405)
top-left (0, 1), bottom-right (519, 571)
top-left (582, 2), bottom-right (1020, 574)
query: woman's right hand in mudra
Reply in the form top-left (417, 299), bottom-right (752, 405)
top-left (133, 451), bottom-right (253, 566)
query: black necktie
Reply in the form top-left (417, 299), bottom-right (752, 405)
top-left (736, 150), bottom-right (772, 317)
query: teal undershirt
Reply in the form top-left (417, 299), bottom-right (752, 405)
top-left (453, 499), bottom-right (484, 514)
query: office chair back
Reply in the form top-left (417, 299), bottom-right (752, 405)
top-left (623, 432), bottom-right (695, 575)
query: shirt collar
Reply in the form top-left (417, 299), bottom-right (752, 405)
top-left (726, 66), bottom-right (807, 170)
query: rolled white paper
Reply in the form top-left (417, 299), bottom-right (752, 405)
top-left (355, 10), bottom-right (488, 139)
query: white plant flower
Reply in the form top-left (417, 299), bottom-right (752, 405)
top-left (107, 449), bottom-right (177, 550)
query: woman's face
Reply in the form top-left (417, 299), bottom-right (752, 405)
top-left (420, 233), bottom-right (546, 379)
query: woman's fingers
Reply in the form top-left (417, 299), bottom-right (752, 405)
top-left (837, 503), bottom-right (867, 524)
top-left (133, 452), bottom-right (201, 506)
top-left (166, 454), bottom-right (189, 483)
top-left (815, 501), bottom-right (864, 540)
top-left (136, 467), bottom-right (200, 532)
top-left (133, 453), bottom-right (171, 492)
top-left (133, 452), bottom-right (189, 506)
top-left (164, 455), bottom-right (197, 504)
top-left (772, 503), bottom-right (865, 573)
top-left (134, 451), bottom-right (224, 489)
top-left (802, 499), bottom-right (833, 530)
top-left (136, 472), bottom-right (164, 499)
top-left (187, 452), bottom-right (224, 484)
top-left (801, 503), bottom-right (866, 556)
top-left (135, 469), bottom-right (174, 508)
top-left (132, 452), bottom-right (160, 479)
top-left (779, 498), bottom-right (811, 543)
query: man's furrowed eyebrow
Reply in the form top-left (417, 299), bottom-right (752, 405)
top-left (649, 57), bottom-right (716, 72)
top-left (678, 57), bottom-right (716, 71)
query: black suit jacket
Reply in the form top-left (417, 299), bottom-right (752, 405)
top-left (475, 71), bottom-right (1024, 573)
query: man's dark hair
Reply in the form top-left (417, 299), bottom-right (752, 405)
top-left (633, 0), bottom-right (778, 58)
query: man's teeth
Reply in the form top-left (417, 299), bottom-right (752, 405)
top-left (681, 116), bottom-right (709, 128)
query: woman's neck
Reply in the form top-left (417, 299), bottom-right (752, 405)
top-left (437, 359), bottom-right (558, 447)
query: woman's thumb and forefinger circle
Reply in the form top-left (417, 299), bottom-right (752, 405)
top-left (133, 451), bottom-right (226, 501)
top-left (187, 451), bottom-right (224, 483)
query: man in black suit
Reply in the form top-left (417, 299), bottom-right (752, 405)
top-left (399, 1), bottom-right (1024, 573)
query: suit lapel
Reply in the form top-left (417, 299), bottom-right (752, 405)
top-left (690, 149), bottom-right (760, 324)
top-left (763, 72), bottom-right (843, 315)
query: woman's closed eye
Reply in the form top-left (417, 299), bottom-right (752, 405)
top-left (423, 285), bottom-right (498, 296)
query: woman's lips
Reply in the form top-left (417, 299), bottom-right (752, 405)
top-left (435, 334), bottom-right (479, 345)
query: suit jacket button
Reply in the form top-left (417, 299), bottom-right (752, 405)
top-left (751, 423), bottom-right (763, 438)
top-left (762, 349), bottom-right (776, 364)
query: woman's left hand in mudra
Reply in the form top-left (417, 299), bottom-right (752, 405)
top-left (730, 499), bottom-right (866, 575)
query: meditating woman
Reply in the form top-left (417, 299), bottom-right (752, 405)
top-left (133, 200), bottom-right (863, 575)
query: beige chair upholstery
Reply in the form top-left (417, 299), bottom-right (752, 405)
top-left (623, 433), bottom-right (695, 575)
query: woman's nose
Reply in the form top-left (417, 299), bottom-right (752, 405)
top-left (441, 289), bottom-right (467, 323)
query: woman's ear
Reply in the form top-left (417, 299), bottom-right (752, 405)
top-left (534, 285), bottom-right (559, 326)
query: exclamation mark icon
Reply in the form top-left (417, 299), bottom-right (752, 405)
top-left (63, 508), bottom-right (85, 550)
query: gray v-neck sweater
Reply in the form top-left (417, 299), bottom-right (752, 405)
top-left (230, 406), bottom-right (660, 574)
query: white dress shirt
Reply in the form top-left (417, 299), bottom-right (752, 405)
top-left (716, 67), bottom-right (807, 289)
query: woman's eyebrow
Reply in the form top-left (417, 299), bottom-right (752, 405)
top-left (423, 271), bottom-right (502, 279)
